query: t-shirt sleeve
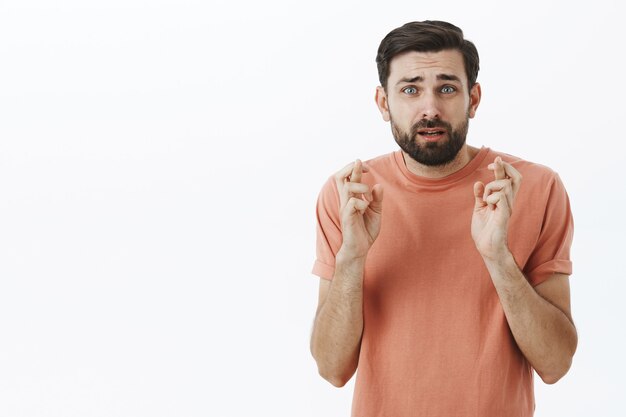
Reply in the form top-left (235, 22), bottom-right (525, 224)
top-left (523, 173), bottom-right (574, 286)
top-left (312, 177), bottom-right (343, 280)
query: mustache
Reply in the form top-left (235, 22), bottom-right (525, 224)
top-left (410, 119), bottom-right (453, 136)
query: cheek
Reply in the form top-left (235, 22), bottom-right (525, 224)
top-left (389, 103), bottom-right (417, 124)
top-left (463, 96), bottom-right (474, 115)
top-left (390, 113), bottom-right (414, 132)
top-left (448, 101), bottom-right (470, 119)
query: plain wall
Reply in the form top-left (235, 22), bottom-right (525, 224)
top-left (0, 0), bottom-right (624, 415)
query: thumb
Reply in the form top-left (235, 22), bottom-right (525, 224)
top-left (473, 182), bottom-right (486, 209)
top-left (369, 184), bottom-right (383, 213)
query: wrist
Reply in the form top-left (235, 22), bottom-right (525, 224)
top-left (481, 248), bottom-right (517, 274)
top-left (481, 249), bottom-right (528, 292)
top-left (335, 247), bottom-right (368, 280)
top-left (336, 246), bottom-right (367, 268)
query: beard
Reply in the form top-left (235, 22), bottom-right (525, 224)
top-left (391, 113), bottom-right (469, 167)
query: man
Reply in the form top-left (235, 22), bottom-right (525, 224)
top-left (309, 21), bottom-right (577, 416)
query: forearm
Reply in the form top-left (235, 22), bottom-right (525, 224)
top-left (310, 250), bottom-right (365, 387)
top-left (483, 252), bottom-right (577, 383)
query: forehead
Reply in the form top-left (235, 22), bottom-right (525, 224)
top-left (388, 49), bottom-right (467, 84)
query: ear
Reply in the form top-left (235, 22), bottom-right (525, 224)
top-left (468, 82), bottom-right (481, 119)
top-left (375, 86), bottom-right (390, 122)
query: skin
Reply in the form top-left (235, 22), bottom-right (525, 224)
top-left (378, 49), bottom-right (482, 178)
top-left (310, 49), bottom-right (577, 387)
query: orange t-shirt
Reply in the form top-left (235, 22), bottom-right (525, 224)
top-left (312, 147), bottom-right (573, 417)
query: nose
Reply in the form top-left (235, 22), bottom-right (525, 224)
top-left (420, 91), bottom-right (441, 119)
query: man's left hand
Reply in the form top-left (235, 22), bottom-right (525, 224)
top-left (471, 156), bottom-right (522, 261)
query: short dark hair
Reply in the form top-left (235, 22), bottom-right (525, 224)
top-left (376, 21), bottom-right (480, 91)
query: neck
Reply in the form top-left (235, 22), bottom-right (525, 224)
top-left (402, 144), bottom-right (480, 179)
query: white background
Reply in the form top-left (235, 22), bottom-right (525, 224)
top-left (0, 0), bottom-right (624, 416)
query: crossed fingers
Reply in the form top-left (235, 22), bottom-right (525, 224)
top-left (484, 157), bottom-right (522, 212)
top-left (334, 160), bottom-right (373, 208)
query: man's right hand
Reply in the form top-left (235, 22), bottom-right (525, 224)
top-left (311, 160), bottom-right (383, 386)
top-left (334, 159), bottom-right (384, 259)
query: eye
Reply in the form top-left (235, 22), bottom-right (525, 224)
top-left (402, 86), bottom-right (418, 95)
top-left (440, 85), bottom-right (456, 94)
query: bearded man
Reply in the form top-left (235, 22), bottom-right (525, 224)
top-left (309, 20), bottom-right (576, 417)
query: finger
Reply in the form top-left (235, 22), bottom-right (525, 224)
top-left (483, 186), bottom-right (496, 210)
top-left (473, 181), bottom-right (487, 209)
top-left (491, 156), bottom-right (506, 180)
top-left (335, 160), bottom-right (369, 207)
top-left (350, 159), bottom-right (363, 183)
top-left (335, 162), bottom-right (356, 182)
top-left (482, 179), bottom-right (512, 200)
top-left (345, 196), bottom-right (370, 216)
top-left (334, 160), bottom-right (370, 185)
top-left (485, 191), bottom-right (511, 214)
top-left (343, 182), bottom-right (370, 194)
top-left (500, 161), bottom-right (522, 195)
top-left (483, 179), bottom-right (514, 212)
top-left (347, 160), bottom-right (370, 201)
top-left (339, 182), bottom-right (370, 208)
top-left (368, 184), bottom-right (384, 214)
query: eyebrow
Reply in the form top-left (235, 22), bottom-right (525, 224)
top-left (395, 73), bottom-right (462, 86)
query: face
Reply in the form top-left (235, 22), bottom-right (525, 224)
top-left (375, 49), bottom-right (481, 166)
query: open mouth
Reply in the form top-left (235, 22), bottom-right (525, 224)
top-left (417, 129), bottom-right (446, 141)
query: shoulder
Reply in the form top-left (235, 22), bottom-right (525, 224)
top-left (490, 149), bottom-right (562, 189)
top-left (363, 151), bottom-right (397, 168)
top-left (318, 152), bottom-right (397, 191)
top-left (361, 151), bottom-right (398, 185)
